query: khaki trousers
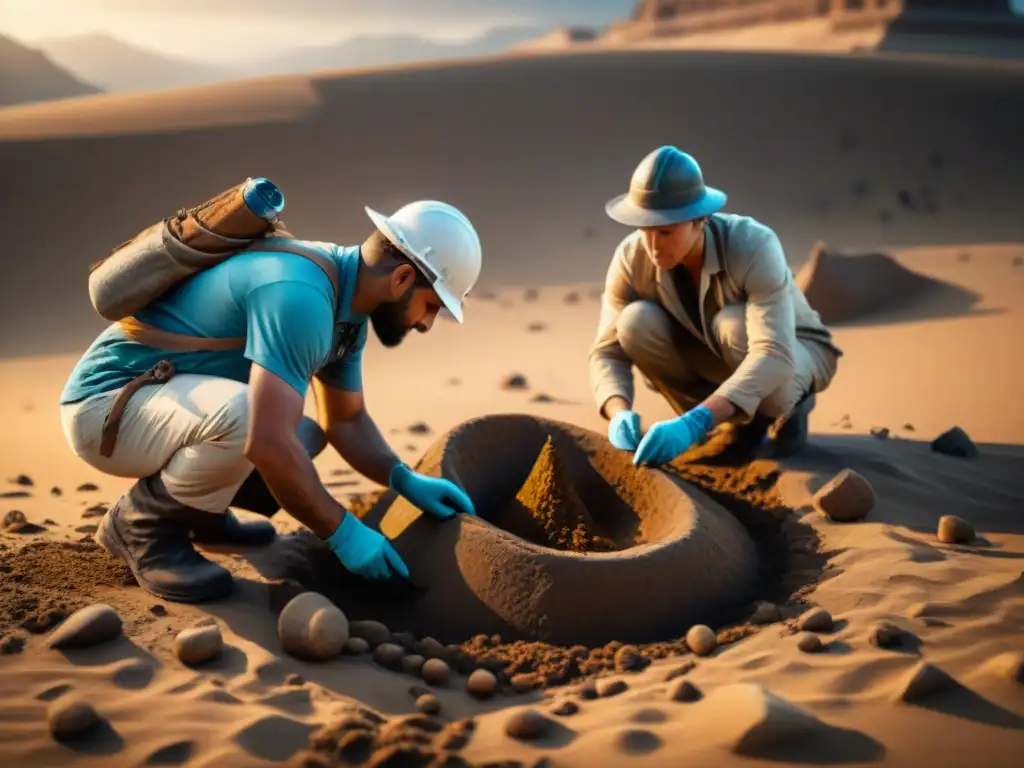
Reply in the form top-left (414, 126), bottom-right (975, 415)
top-left (60, 374), bottom-right (325, 514)
top-left (616, 300), bottom-right (838, 419)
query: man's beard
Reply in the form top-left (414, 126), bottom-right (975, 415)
top-left (369, 289), bottom-right (413, 348)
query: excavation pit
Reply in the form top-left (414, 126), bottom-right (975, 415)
top-left (281, 414), bottom-right (767, 650)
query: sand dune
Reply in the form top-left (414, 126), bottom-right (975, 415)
top-left (0, 34), bottom-right (101, 107)
top-left (0, 48), bottom-right (1022, 356)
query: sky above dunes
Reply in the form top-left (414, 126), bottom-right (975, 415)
top-left (0, 0), bottom-right (637, 61)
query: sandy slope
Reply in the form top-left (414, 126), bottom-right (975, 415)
top-left (0, 240), bottom-right (1022, 767)
top-left (0, 48), bottom-right (1022, 357)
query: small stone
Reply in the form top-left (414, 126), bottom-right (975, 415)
top-left (50, 486), bottom-right (62, 497)
top-left (3, 509), bottom-right (28, 531)
top-left (796, 632), bottom-right (823, 653)
top-left (614, 644), bottom-right (649, 672)
top-left (869, 620), bottom-right (911, 649)
top-left (511, 673), bottom-right (542, 693)
top-left (417, 637), bottom-right (445, 659)
top-left (191, 616), bottom-right (218, 629)
top-left (408, 422), bottom-right (431, 435)
top-left (47, 695), bottom-right (98, 739)
top-left (870, 427), bottom-right (890, 440)
top-left (1, 635), bottom-right (25, 654)
top-left (551, 700), bottom-right (579, 716)
top-left (12, 474), bottom-right (33, 487)
top-left (563, 291), bottom-right (580, 304)
top-left (415, 694), bottom-right (440, 715)
top-left (349, 620), bottom-right (391, 648)
top-left (813, 469), bottom-right (875, 522)
top-left (286, 674), bottom-right (305, 686)
top-left (523, 288), bottom-right (539, 301)
top-left (501, 373), bottom-right (529, 391)
top-left (686, 625), bottom-right (717, 656)
top-left (797, 607), bottom-right (833, 633)
top-left (894, 661), bottom-right (955, 702)
top-left (343, 637), bottom-right (370, 655)
top-left (175, 624), bottom-right (223, 665)
top-left (277, 592), bottom-right (349, 662)
top-left (596, 678), bottom-right (628, 698)
top-left (937, 515), bottom-right (975, 544)
top-left (577, 682), bottom-right (598, 700)
top-left (76, 483), bottom-right (99, 492)
top-left (902, 423), bottom-right (915, 431)
top-left (48, 604), bottom-right (123, 650)
top-left (669, 679), bottom-right (702, 702)
top-left (664, 661), bottom-right (696, 681)
top-left (421, 658), bottom-right (451, 686)
top-left (750, 602), bottom-right (781, 625)
top-left (149, 605), bottom-right (167, 617)
top-left (467, 669), bottom-right (498, 699)
top-left (401, 654), bottom-right (425, 677)
top-left (930, 427), bottom-right (978, 458)
top-left (505, 708), bottom-right (551, 740)
top-left (373, 643), bottom-right (405, 670)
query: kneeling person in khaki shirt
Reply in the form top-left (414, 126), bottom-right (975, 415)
top-left (590, 145), bottom-right (843, 466)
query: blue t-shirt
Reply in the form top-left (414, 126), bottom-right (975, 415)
top-left (60, 242), bottom-right (367, 405)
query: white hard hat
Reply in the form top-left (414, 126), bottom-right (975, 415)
top-left (364, 200), bottom-right (482, 323)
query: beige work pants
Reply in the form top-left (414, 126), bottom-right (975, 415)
top-left (61, 375), bottom-right (273, 514)
top-left (616, 301), bottom-right (838, 419)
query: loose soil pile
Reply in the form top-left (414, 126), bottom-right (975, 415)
top-left (492, 436), bottom-right (617, 553)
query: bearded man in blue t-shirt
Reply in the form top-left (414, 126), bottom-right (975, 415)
top-left (59, 200), bottom-right (481, 604)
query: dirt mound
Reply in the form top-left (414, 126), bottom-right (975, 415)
top-left (0, 539), bottom-right (134, 652)
top-left (280, 414), bottom-right (760, 648)
top-left (796, 241), bottom-right (964, 325)
top-left (494, 436), bottom-right (617, 553)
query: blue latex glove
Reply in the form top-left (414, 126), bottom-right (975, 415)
top-left (633, 405), bottom-right (715, 467)
top-left (389, 462), bottom-right (476, 519)
top-left (325, 512), bottom-right (409, 581)
top-left (608, 409), bottom-right (643, 451)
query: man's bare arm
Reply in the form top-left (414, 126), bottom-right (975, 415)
top-left (244, 364), bottom-right (347, 538)
top-left (311, 378), bottom-right (400, 487)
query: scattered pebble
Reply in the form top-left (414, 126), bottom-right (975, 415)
top-left (526, 322), bottom-right (546, 332)
top-left (750, 602), bottom-right (781, 625)
top-left (577, 683), bottom-right (598, 700)
top-left (277, 592), bottom-right (349, 662)
top-left (796, 632), bottom-right (823, 653)
top-left (664, 661), bottom-right (696, 681)
top-left (686, 625), bottom-right (717, 656)
top-left (869, 427), bottom-right (890, 440)
top-left (373, 643), bottom-right (405, 670)
top-left (902, 423), bottom-right (915, 431)
top-left (869, 620), bottom-right (913, 650)
top-left (407, 422), bottom-right (431, 435)
top-left (3, 509), bottom-right (31, 532)
top-left (614, 644), bottom-right (649, 672)
top-left (286, 674), bottom-right (305, 686)
top-left (175, 624), bottom-right (223, 666)
top-left (813, 468), bottom-right (875, 523)
top-left (11, 474), bottom-right (33, 487)
top-left (930, 427), bottom-right (978, 458)
top-left (76, 483), bottom-right (99, 492)
top-left (501, 373), bottom-right (529, 391)
top-left (563, 291), bottom-right (580, 305)
top-left (401, 654), bottom-right (425, 677)
top-left (343, 637), bottom-right (369, 655)
top-left (797, 607), bottom-right (833, 633)
top-left (467, 669), bottom-right (498, 699)
top-left (81, 504), bottom-right (107, 518)
top-left (596, 678), bottom-right (628, 698)
top-left (551, 699), bottom-right (579, 716)
top-left (421, 658), bottom-right (451, 686)
top-left (149, 605), bottom-right (167, 617)
top-left (50, 487), bottom-right (62, 497)
top-left (511, 673), bottom-right (542, 693)
top-left (669, 679), bottom-right (702, 702)
top-left (523, 288), bottom-right (539, 301)
top-left (505, 708), bottom-right (551, 740)
top-left (47, 695), bottom-right (98, 739)
top-left (48, 604), bottom-right (123, 650)
top-left (415, 694), bottom-right (440, 715)
top-left (937, 515), bottom-right (975, 544)
top-left (349, 620), bottom-right (391, 648)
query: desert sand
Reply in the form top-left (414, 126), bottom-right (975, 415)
top-left (1, 44), bottom-right (1023, 768)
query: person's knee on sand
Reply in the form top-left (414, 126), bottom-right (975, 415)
top-left (615, 300), bottom-right (680, 377)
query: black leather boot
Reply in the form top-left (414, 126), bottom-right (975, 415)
top-left (770, 392), bottom-right (816, 458)
top-left (95, 475), bottom-right (235, 603)
top-left (192, 417), bottom-right (328, 547)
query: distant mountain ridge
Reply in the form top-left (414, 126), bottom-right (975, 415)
top-left (0, 34), bottom-right (101, 107)
top-left (34, 26), bottom-right (550, 95)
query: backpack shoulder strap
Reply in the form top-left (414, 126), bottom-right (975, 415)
top-left (117, 238), bottom-right (343, 352)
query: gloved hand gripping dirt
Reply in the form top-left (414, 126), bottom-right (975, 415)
top-left (325, 512), bottom-right (409, 581)
top-left (389, 462), bottom-right (476, 519)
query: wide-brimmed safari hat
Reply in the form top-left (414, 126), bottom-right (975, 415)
top-left (605, 146), bottom-right (727, 227)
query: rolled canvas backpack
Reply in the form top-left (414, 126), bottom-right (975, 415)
top-left (87, 178), bottom-right (343, 456)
